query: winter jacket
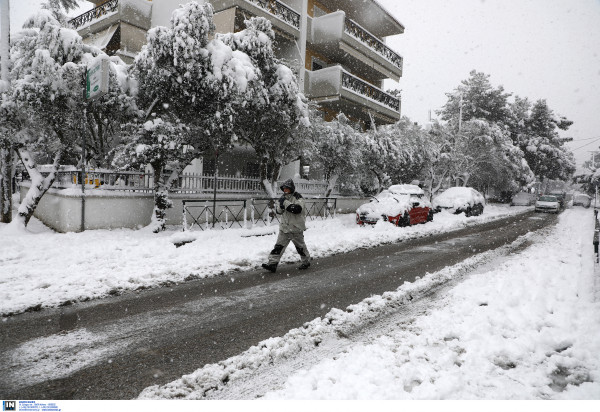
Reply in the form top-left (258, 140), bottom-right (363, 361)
top-left (276, 179), bottom-right (307, 233)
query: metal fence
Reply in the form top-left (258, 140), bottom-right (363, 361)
top-left (42, 170), bottom-right (334, 196)
top-left (182, 197), bottom-right (338, 231)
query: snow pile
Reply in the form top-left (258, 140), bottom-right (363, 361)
top-left (262, 209), bottom-right (600, 399)
top-left (138, 208), bottom-right (600, 399)
top-left (0, 204), bottom-right (527, 316)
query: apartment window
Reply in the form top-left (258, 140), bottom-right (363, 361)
top-left (311, 57), bottom-right (326, 71)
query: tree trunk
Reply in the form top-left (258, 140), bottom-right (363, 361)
top-left (150, 163), bottom-right (172, 233)
top-left (325, 174), bottom-right (338, 197)
top-left (12, 149), bottom-right (61, 228)
top-left (0, 146), bottom-right (12, 223)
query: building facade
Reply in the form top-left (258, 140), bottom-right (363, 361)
top-left (70, 0), bottom-right (404, 183)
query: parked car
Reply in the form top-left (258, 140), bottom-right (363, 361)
top-left (510, 191), bottom-right (536, 206)
top-left (535, 195), bottom-right (561, 213)
top-left (356, 184), bottom-right (433, 226)
top-left (573, 193), bottom-right (592, 208)
top-left (432, 187), bottom-right (485, 216)
top-left (548, 191), bottom-right (567, 209)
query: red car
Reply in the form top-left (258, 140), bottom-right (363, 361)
top-left (356, 184), bottom-right (433, 226)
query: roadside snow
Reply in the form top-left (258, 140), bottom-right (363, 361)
top-left (0, 202), bottom-right (529, 316)
top-left (138, 208), bottom-right (600, 400)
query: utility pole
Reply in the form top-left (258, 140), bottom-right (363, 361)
top-left (0, 0), bottom-right (12, 224)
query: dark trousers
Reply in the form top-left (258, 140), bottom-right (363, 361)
top-left (267, 231), bottom-right (310, 265)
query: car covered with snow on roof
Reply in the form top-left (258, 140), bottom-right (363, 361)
top-left (432, 187), bottom-right (485, 216)
top-left (573, 193), bottom-right (591, 208)
top-left (535, 195), bottom-right (561, 213)
top-left (356, 184), bottom-right (433, 226)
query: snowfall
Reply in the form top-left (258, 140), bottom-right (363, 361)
top-left (1, 195), bottom-right (600, 400)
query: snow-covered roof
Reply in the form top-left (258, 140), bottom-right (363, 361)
top-left (388, 184), bottom-right (424, 196)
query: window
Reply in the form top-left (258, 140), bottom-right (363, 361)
top-left (311, 57), bottom-right (326, 71)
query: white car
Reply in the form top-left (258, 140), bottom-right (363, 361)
top-left (432, 187), bottom-right (486, 216)
top-left (356, 184), bottom-right (433, 226)
top-left (510, 191), bottom-right (536, 206)
top-left (573, 193), bottom-right (591, 208)
top-left (534, 195), bottom-right (560, 213)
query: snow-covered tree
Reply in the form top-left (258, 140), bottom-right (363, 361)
top-left (356, 117), bottom-right (431, 194)
top-left (113, 117), bottom-right (194, 232)
top-left (302, 111), bottom-right (361, 196)
top-left (455, 119), bottom-right (533, 191)
top-left (6, 10), bottom-right (134, 228)
top-left (438, 70), bottom-right (511, 128)
top-left (383, 118), bottom-right (432, 186)
top-left (219, 17), bottom-right (308, 197)
top-left (507, 98), bottom-right (575, 182)
top-left (116, 2), bottom-right (259, 230)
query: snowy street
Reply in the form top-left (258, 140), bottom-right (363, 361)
top-left (2, 205), bottom-right (599, 399)
top-left (140, 207), bottom-right (600, 400)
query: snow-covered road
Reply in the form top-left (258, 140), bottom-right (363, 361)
top-left (138, 208), bottom-right (600, 400)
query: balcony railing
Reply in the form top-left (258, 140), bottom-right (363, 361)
top-left (344, 18), bottom-right (403, 71)
top-left (247, 0), bottom-right (300, 29)
top-left (341, 71), bottom-right (400, 112)
top-left (69, 0), bottom-right (119, 30)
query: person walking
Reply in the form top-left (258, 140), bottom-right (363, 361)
top-left (262, 179), bottom-right (311, 272)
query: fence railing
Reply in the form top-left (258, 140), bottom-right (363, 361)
top-left (344, 18), bottom-right (403, 71)
top-left (69, 0), bottom-right (119, 29)
top-left (182, 197), bottom-right (337, 231)
top-left (246, 0), bottom-right (300, 29)
top-left (37, 170), bottom-right (335, 196)
top-left (341, 71), bottom-right (400, 112)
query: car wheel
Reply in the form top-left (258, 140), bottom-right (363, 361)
top-left (399, 212), bottom-right (410, 227)
top-left (427, 210), bottom-right (434, 222)
top-left (475, 203), bottom-right (483, 216)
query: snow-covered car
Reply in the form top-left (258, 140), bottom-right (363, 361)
top-left (432, 187), bottom-right (485, 216)
top-left (573, 193), bottom-right (591, 208)
top-left (535, 195), bottom-right (560, 213)
top-left (510, 191), bottom-right (536, 206)
top-left (356, 184), bottom-right (433, 226)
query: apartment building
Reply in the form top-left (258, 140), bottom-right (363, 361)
top-left (70, 0), bottom-right (404, 181)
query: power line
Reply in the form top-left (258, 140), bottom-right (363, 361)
top-left (572, 137), bottom-right (600, 151)
top-left (569, 136), bottom-right (600, 142)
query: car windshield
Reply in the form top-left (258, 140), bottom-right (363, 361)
top-left (538, 196), bottom-right (558, 202)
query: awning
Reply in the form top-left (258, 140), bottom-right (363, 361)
top-left (82, 24), bottom-right (118, 51)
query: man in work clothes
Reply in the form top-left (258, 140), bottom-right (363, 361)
top-left (262, 179), bottom-right (311, 272)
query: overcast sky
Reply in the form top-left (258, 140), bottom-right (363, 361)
top-left (6, 0), bottom-right (600, 166)
top-left (380, 0), bottom-right (600, 167)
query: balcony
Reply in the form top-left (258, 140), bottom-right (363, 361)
top-left (306, 65), bottom-right (400, 125)
top-left (310, 11), bottom-right (403, 82)
top-left (69, 0), bottom-right (152, 33)
top-left (69, 0), bottom-right (118, 30)
top-left (211, 0), bottom-right (300, 38)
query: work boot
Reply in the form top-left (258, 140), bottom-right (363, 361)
top-left (262, 263), bottom-right (277, 273)
top-left (298, 262), bottom-right (310, 270)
